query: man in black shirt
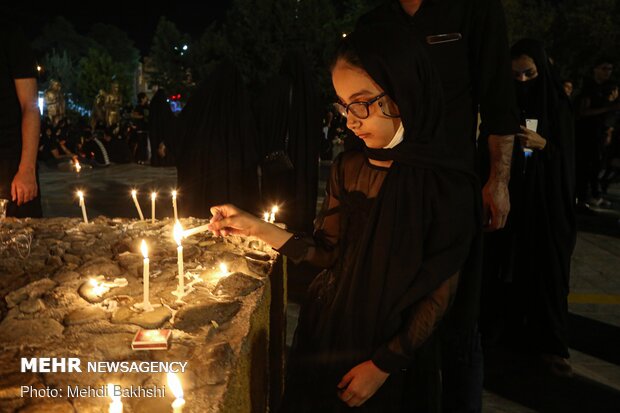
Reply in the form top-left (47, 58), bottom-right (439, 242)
top-left (0, 20), bottom-right (41, 217)
top-left (358, 1), bottom-right (520, 412)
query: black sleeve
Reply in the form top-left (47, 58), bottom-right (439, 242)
top-left (277, 156), bottom-right (342, 268)
top-left (472, 0), bottom-right (520, 137)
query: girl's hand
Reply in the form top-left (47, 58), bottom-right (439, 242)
top-left (518, 125), bottom-right (546, 150)
top-left (207, 204), bottom-right (264, 237)
top-left (337, 361), bottom-right (390, 407)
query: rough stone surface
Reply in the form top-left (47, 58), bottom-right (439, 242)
top-left (5, 278), bottom-right (57, 308)
top-left (215, 272), bottom-right (263, 297)
top-left (0, 217), bottom-right (279, 413)
top-left (78, 257), bottom-right (122, 277)
top-left (0, 317), bottom-right (64, 342)
top-left (111, 305), bottom-right (172, 329)
top-left (175, 299), bottom-right (242, 333)
top-left (63, 306), bottom-right (108, 326)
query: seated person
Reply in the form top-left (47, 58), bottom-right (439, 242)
top-left (81, 130), bottom-right (111, 167)
top-left (102, 127), bottom-right (132, 164)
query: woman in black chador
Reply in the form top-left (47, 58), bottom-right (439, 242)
top-left (208, 24), bottom-right (478, 412)
top-left (175, 60), bottom-right (259, 217)
top-left (481, 39), bottom-right (576, 376)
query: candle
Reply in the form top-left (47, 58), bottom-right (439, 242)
top-left (77, 191), bottom-right (88, 224)
top-left (218, 263), bottom-right (229, 278)
top-left (140, 240), bottom-right (153, 311)
top-left (263, 212), bottom-right (269, 222)
top-left (75, 159), bottom-right (81, 174)
top-left (89, 278), bottom-right (110, 297)
top-left (151, 192), bottom-right (157, 223)
top-left (172, 190), bottom-right (179, 221)
top-left (108, 383), bottom-right (122, 413)
top-left (167, 373), bottom-right (185, 413)
top-left (174, 222), bottom-right (184, 295)
top-left (131, 190), bottom-right (145, 221)
top-left (269, 205), bottom-right (278, 223)
top-left (183, 224), bottom-right (211, 238)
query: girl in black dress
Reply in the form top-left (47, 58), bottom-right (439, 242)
top-left (208, 24), bottom-right (478, 412)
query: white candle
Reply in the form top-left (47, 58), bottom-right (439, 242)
top-left (174, 222), bottom-right (184, 294)
top-left (131, 190), bottom-right (145, 221)
top-left (151, 192), bottom-right (157, 223)
top-left (140, 240), bottom-right (152, 311)
top-left (183, 224), bottom-right (211, 238)
top-left (77, 191), bottom-right (88, 224)
top-left (172, 190), bottom-right (179, 221)
top-left (167, 373), bottom-right (185, 413)
top-left (108, 383), bottom-right (122, 413)
top-left (269, 205), bottom-right (278, 223)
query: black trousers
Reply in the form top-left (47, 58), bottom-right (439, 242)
top-left (0, 158), bottom-right (42, 218)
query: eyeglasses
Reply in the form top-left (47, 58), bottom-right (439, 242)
top-left (333, 92), bottom-right (399, 119)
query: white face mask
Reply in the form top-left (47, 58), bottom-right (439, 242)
top-left (383, 122), bottom-right (404, 149)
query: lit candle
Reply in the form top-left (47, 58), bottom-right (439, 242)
top-left (77, 191), bottom-right (88, 224)
top-left (75, 159), bottom-right (82, 174)
top-left (131, 190), bottom-right (145, 221)
top-left (151, 192), bottom-right (157, 223)
top-left (108, 383), bottom-right (122, 413)
top-left (183, 224), bottom-right (211, 238)
top-left (269, 206), bottom-right (278, 223)
top-left (89, 278), bottom-right (110, 297)
top-left (140, 240), bottom-right (153, 311)
top-left (263, 212), bottom-right (269, 222)
top-left (167, 373), bottom-right (185, 413)
top-left (218, 263), bottom-right (229, 278)
top-left (174, 222), bottom-right (184, 296)
top-left (172, 190), bottom-right (179, 221)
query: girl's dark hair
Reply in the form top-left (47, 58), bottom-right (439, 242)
top-left (330, 36), bottom-right (364, 71)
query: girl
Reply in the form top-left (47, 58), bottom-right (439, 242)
top-left (208, 24), bottom-right (478, 412)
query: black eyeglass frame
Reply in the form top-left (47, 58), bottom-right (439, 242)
top-left (333, 92), bottom-right (400, 119)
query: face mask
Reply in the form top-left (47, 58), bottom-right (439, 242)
top-left (384, 122), bottom-right (404, 149)
top-left (514, 78), bottom-right (539, 109)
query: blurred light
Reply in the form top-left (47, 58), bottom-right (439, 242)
top-left (182, 45), bottom-right (188, 51)
top-left (342, 33), bottom-right (347, 38)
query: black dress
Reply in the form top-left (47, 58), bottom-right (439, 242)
top-left (278, 151), bottom-right (463, 413)
top-left (480, 39), bottom-right (576, 358)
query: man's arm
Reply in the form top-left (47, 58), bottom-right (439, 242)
top-left (483, 134), bottom-right (513, 230)
top-left (12, 78), bottom-right (40, 205)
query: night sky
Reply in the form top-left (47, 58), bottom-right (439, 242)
top-left (2, 4), bottom-right (233, 54)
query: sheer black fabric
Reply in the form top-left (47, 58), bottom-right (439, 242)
top-left (278, 24), bottom-right (479, 412)
top-left (175, 60), bottom-right (259, 217)
top-left (480, 39), bottom-right (576, 358)
top-left (149, 89), bottom-right (176, 167)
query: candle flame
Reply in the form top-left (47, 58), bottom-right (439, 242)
top-left (90, 278), bottom-right (109, 296)
top-left (173, 221), bottom-right (184, 245)
top-left (75, 160), bottom-right (81, 172)
top-left (131, 189), bottom-right (137, 197)
top-left (219, 263), bottom-right (229, 275)
top-left (263, 212), bottom-right (269, 221)
top-left (167, 372), bottom-right (184, 399)
top-left (151, 192), bottom-right (157, 201)
top-left (271, 205), bottom-right (279, 214)
top-left (140, 240), bottom-right (148, 259)
top-left (77, 190), bottom-right (84, 199)
top-left (172, 190), bottom-right (177, 199)
top-left (108, 383), bottom-right (120, 402)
